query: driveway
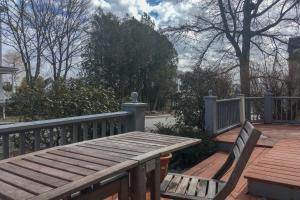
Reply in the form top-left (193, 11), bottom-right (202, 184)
top-left (145, 114), bottom-right (176, 131)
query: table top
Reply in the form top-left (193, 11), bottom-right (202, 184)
top-left (0, 131), bottom-right (200, 200)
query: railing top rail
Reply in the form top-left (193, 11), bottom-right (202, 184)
top-left (245, 97), bottom-right (264, 100)
top-left (216, 97), bottom-right (240, 103)
top-left (272, 96), bottom-right (300, 99)
top-left (0, 111), bottom-right (131, 134)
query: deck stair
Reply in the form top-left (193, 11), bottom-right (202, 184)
top-left (245, 139), bottom-right (300, 199)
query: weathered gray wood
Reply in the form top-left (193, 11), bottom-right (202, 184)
top-left (117, 119), bottom-right (122, 134)
top-left (0, 112), bottom-right (131, 135)
top-left (72, 124), bottom-right (79, 143)
top-left (61, 127), bottom-right (67, 145)
top-left (176, 177), bottom-right (190, 194)
top-left (34, 130), bottom-right (41, 151)
top-left (0, 169), bottom-right (52, 194)
top-left (2, 134), bottom-right (9, 159)
top-left (110, 120), bottom-right (114, 136)
top-left (49, 129), bottom-right (54, 147)
top-left (36, 153), bottom-right (106, 171)
top-left (92, 121), bottom-right (98, 139)
top-left (161, 174), bottom-right (173, 192)
top-left (0, 163), bottom-right (68, 187)
top-left (10, 159), bottom-right (83, 181)
top-left (101, 120), bottom-right (106, 137)
top-left (131, 163), bottom-right (147, 200)
top-left (186, 178), bottom-right (198, 196)
top-left (196, 179), bottom-right (207, 197)
top-left (82, 123), bottom-right (89, 141)
top-left (24, 156), bottom-right (95, 176)
top-left (0, 180), bottom-right (35, 200)
top-left (150, 158), bottom-right (160, 200)
top-left (204, 95), bottom-right (217, 134)
top-left (19, 132), bottom-right (25, 155)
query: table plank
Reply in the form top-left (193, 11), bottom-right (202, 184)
top-left (92, 140), bottom-right (156, 152)
top-left (60, 147), bottom-right (129, 162)
top-left (36, 153), bottom-right (107, 171)
top-left (79, 143), bottom-right (142, 156)
top-left (48, 150), bottom-right (118, 167)
top-left (0, 163), bottom-right (69, 187)
top-left (0, 169), bottom-right (53, 194)
top-left (23, 156), bottom-right (96, 176)
top-left (10, 159), bottom-right (83, 181)
top-left (0, 180), bottom-right (35, 200)
top-left (28, 160), bottom-right (137, 200)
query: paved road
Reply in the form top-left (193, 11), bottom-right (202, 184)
top-left (145, 114), bottom-right (176, 131)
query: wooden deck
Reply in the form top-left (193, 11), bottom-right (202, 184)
top-left (215, 123), bottom-right (300, 147)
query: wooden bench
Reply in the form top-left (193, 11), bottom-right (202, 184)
top-left (161, 121), bottom-right (261, 200)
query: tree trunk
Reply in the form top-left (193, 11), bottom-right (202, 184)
top-left (240, 57), bottom-right (250, 96)
top-left (240, 0), bottom-right (252, 96)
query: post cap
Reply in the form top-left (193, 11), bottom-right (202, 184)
top-left (131, 92), bottom-right (138, 103)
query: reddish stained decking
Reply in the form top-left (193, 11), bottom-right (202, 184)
top-left (215, 123), bottom-right (300, 147)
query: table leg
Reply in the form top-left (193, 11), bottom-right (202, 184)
top-left (131, 163), bottom-right (147, 200)
top-left (150, 158), bottom-right (160, 200)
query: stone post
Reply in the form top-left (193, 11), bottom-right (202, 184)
top-left (122, 92), bottom-right (147, 132)
top-left (204, 90), bottom-right (217, 135)
top-left (264, 91), bottom-right (273, 124)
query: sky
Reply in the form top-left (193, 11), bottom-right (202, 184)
top-left (92, 0), bottom-right (198, 71)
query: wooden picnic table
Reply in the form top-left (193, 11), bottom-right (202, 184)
top-left (0, 131), bottom-right (200, 200)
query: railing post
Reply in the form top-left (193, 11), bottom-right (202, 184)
top-left (204, 90), bottom-right (217, 135)
top-left (264, 91), bottom-right (273, 124)
top-left (121, 92), bottom-right (147, 132)
top-left (239, 94), bottom-right (246, 124)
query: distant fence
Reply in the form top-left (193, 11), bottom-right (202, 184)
top-left (0, 96), bottom-right (147, 159)
top-left (205, 92), bottom-right (300, 135)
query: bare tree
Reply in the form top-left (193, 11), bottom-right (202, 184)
top-left (1, 0), bottom-right (51, 87)
top-left (165, 0), bottom-right (300, 95)
top-left (44, 0), bottom-right (89, 80)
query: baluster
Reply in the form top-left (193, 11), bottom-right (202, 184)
top-left (123, 118), bottom-right (128, 133)
top-left (290, 99), bottom-right (294, 120)
top-left (93, 121), bottom-right (98, 139)
top-left (83, 123), bottom-right (89, 140)
top-left (280, 100), bottom-right (283, 121)
top-left (34, 130), bottom-right (41, 151)
top-left (72, 124), bottom-right (78, 143)
top-left (61, 127), bottom-right (67, 145)
top-left (110, 119), bottom-right (114, 136)
top-left (2, 134), bottom-right (9, 159)
top-left (19, 132), bottom-right (25, 154)
top-left (101, 120), bottom-right (106, 137)
top-left (49, 129), bottom-right (54, 147)
top-left (117, 119), bottom-right (121, 134)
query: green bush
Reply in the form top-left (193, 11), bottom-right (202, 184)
top-left (8, 78), bottom-right (119, 121)
top-left (175, 68), bottom-right (233, 129)
top-left (155, 123), bottom-right (217, 172)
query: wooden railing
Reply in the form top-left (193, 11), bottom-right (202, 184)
top-left (0, 112), bottom-right (134, 159)
top-left (216, 98), bottom-right (240, 133)
top-left (245, 97), bottom-right (264, 122)
top-left (273, 97), bottom-right (300, 122)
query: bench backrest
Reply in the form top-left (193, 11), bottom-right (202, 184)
top-left (213, 121), bottom-right (261, 200)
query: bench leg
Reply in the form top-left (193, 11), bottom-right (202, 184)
top-left (131, 163), bottom-right (147, 200)
top-left (150, 158), bottom-right (160, 200)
